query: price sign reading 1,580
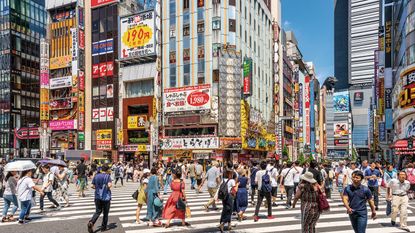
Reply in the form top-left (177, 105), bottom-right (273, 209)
top-left (122, 25), bottom-right (153, 48)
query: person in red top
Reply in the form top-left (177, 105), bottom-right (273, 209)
top-left (162, 169), bottom-right (189, 228)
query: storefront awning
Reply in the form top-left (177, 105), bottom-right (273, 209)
top-left (122, 62), bottom-right (157, 82)
top-left (391, 140), bottom-right (408, 148)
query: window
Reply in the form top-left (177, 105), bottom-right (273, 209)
top-left (198, 46), bottom-right (205, 59)
top-left (229, 0), bottom-right (236, 6)
top-left (126, 80), bottom-right (154, 98)
top-left (170, 67), bottom-right (176, 87)
top-left (184, 64), bottom-right (190, 86)
top-left (169, 38), bottom-right (176, 50)
top-left (183, 0), bottom-right (190, 10)
top-left (183, 24), bottom-right (190, 36)
top-left (170, 51), bottom-right (176, 63)
top-left (198, 59), bottom-right (205, 73)
top-left (197, 0), bottom-right (205, 7)
top-left (198, 34), bottom-right (204, 46)
top-left (212, 18), bottom-right (221, 30)
top-left (229, 19), bottom-right (236, 32)
top-left (170, 27), bottom-right (176, 38)
top-left (197, 22), bottom-right (205, 33)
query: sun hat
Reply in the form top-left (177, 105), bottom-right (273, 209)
top-left (143, 168), bottom-right (150, 174)
top-left (300, 171), bottom-right (317, 184)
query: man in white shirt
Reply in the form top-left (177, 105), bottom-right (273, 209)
top-left (39, 165), bottom-right (60, 212)
top-left (267, 160), bottom-right (279, 206)
top-left (293, 161), bottom-right (303, 192)
top-left (343, 162), bottom-right (359, 187)
top-left (253, 160), bottom-right (273, 221)
top-left (280, 162), bottom-right (298, 209)
top-left (335, 162), bottom-right (346, 194)
top-left (201, 161), bottom-right (221, 211)
top-left (387, 171), bottom-right (411, 232)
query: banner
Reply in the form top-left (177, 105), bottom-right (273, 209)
top-left (96, 129), bottom-right (112, 150)
top-left (161, 137), bottom-right (219, 150)
top-left (378, 78), bottom-right (385, 115)
top-left (333, 91), bottom-right (350, 113)
top-left (163, 84), bottom-right (211, 113)
top-left (92, 39), bottom-right (114, 56)
top-left (49, 76), bottom-right (72, 89)
top-left (92, 62), bottom-right (114, 78)
top-left (49, 56), bottom-right (71, 70)
top-left (396, 115), bottom-right (415, 139)
top-left (334, 122), bottom-right (349, 146)
top-left (92, 107), bottom-right (114, 122)
top-left (127, 115), bottom-right (147, 129)
top-left (120, 11), bottom-right (156, 59)
top-left (305, 76), bottom-right (310, 144)
top-left (49, 120), bottom-right (77, 131)
top-left (379, 122), bottom-right (386, 142)
top-left (70, 27), bottom-right (78, 61)
top-left (243, 58), bottom-right (252, 95)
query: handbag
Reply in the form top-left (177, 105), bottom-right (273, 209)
top-left (176, 181), bottom-right (187, 211)
top-left (318, 189), bottom-right (330, 212)
top-left (185, 206), bottom-right (191, 218)
top-left (132, 189), bottom-right (139, 200)
top-left (154, 194), bottom-right (163, 207)
top-left (386, 200), bottom-right (392, 216)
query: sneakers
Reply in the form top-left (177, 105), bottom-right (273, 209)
top-left (253, 215), bottom-right (259, 222)
top-left (391, 221), bottom-right (396, 226)
top-left (400, 227), bottom-right (410, 232)
top-left (18, 220), bottom-right (25, 224)
top-left (267, 216), bottom-right (275, 220)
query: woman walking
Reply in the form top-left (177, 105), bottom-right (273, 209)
top-left (162, 170), bottom-right (189, 228)
top-left (135, 169), bottom-right (150, 224)
top-left (236, 169), bottom-right (248, 221)
top-left (17, 169), bottom-right (44, 224)
top-left (292, 171), bottom-right (321, 233)
top-left (219, 168), bottom-right (238, 232)
top-left (56, 165), bottom-right (70, 207)
top-left (146, 167), bottom-right (162, 227)
top-left (2, 171), bottom-right (19, 222)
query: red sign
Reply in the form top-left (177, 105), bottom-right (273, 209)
top-left (91, 0), bottom-right (118, 8)
top-left (243, 77), bottom-right (250, 94)
top-left (187, 91), bottom-right (209, 106)
top-left (79, 71), bottom-right (85, 91)
top-left (93, 62), bottom-right (114, 78)
top-left (79, 30), bottom-right (85, 49)
top-left (305, 76), bottom-right (310, 145)
top-left (15, 128), bottom-right (40, 140)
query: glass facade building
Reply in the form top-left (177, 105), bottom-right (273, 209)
top-left (0, 0), bottom-right (46, 158)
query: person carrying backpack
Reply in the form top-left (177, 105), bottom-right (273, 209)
top-left (250, 161), bottom-right (259, 205)
top-left (280, 161), bottom-right (297, 209)
top-left (253, 160), bottom-right (274, 222)
top-left (218, 168), bottom-right (237, 232)
top-left (114, 162), bottom-right (124, 188)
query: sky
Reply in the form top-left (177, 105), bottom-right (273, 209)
top-left (282, 0), bottom-right (334, 83)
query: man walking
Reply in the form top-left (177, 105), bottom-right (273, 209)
top-left (87, 164), bottom-right (112, 233)
top-left (336, 162), bottom-right (346, 195)
top-left (195, 160), bottom-right (204, 193)
top-left (76, 158), bottom-right (87, 197)
top-left (343, 170), bottom-right (376, 233)
top-left (253, 161), bottom-right (273, 221)
top-left (387, 171), bottom-right (410, 232)
top-left (39, 165), bottom-right (60, 212)
top-left (280, 162), bottom-right (297, 209)
top-left (188, 160), bottom-right (196, 189)
top-left (114, 162), bottom-right (124, 188)
top-left (250, 161), bottom-right (259, 205)
top-left (200, 161), bottom-right (221, 211)
top-left (267, 160), bottom-right (279, 206)
top-left (364, 162), bottom-right (381, 210)
top-left (293, 161), bottom-right (303, 193)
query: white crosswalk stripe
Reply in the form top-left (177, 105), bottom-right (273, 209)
top-left (0, 181), bottom-right (414, 233)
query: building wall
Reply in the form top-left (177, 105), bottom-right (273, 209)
top-left (334, 0), bottom-right (349, 90)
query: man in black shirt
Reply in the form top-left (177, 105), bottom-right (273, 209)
top-left (308, 160), bottom-right (323, 186)
top-left (76, 158), bottom-right (88, 197)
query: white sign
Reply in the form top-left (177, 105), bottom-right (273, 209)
top-left (163, 84), bottom-right (211, 113)
top-left (161, 137), bottom-right (219, 150)
top-left (49, 76), bottom-right (72, 89)
top-left (92, 107), bottom-right (114, 122)
top-left (70, 27), bottom-right (78, 61)
top-left (120, 11), bottom-right (156, 59)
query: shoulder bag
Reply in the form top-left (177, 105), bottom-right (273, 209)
top-left (176, 181), bottom-right (186, 211)
top-left (318, 188), bottom-right (330, 212)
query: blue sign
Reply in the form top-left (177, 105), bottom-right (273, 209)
top-left (333, 91), bottom-right (350, 113)
top-left (92, 39), bottom-right (114, 56)
top-left (385, 109), bottom-right (393, 130)
top-left (379, 122), bottom-right (386, 142)
top-left (299, 84), bottom-right (303, 117)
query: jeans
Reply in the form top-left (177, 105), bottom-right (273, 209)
top-left (164, 175), bottom-right (172, 194)
top-left (254, 190), bottom-right (272, 217)
top-left (368, 186), bottom-right (379, 208)
top-left (349, 212), bottom-right (367, 233)
top-left (284, 186), bottom-right (294, 206)
top-left (40, 191), bottom-right (60, 210)
top-left (251, 185), bottom-right (257, 203)
top-left (90, 199), bottom-right (111, 228)
top-left (2, 194), bottom-right (18, 217)
top-left (190, 177), bottom-right (195, 188)
top-left (18, 200), bottom-right (32, 221)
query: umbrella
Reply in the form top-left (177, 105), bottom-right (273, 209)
top-left (39, 159), bottom-right (67, 167)
top-left (4, 160), bottom-right (36, 172)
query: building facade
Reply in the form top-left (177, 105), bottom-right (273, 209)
top-left (161, 0), bottom-right (275, 162)
top-left (0, 0), bottom-right (46, 159)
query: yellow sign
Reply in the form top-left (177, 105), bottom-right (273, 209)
top-left (121, 25), bottom-right (153, 48)
top-left (152, 98), bottom-right (157, 120)
top-left (40, 104), bottom-right (49, 121)
top-left (117, 130), bottom-right (123, 145)
top-left (78, 91), bottom-right (84, 112)
top-left (49, 56), bottom-right (71, 70)
top-left (127, 115), bottom-right (147, 129)
top-left (96, 129), bottom-right (112, 141)
top-left (40, 89), bottom-right (49, 103)
top-left (137, 145), bottom-right (147, 152)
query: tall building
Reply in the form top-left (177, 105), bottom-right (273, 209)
top-left (0, 0), bottom-right (47, 159)
top-left (43, 0), bottom-right (86, 157)
top-left (161, 0), bottom-right (275, 162)
top-left (334, 0), bottom-right (380, 160)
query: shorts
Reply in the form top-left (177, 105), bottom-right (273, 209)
top-left (208, 187), bottom-right (218, 198)
top-left (271, 186), bottom-right (278, 197)
top-left (78, 177), bottom-right (86, 191)
top-left (337, 181), bottom-right (343, 193)
top-left (196, 179), bottom-right (203, 186)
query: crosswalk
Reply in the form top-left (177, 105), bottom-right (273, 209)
top-left (0, 181), bottom-right (414, 233)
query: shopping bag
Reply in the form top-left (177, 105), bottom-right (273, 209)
top-left (185, 206), bottom-right (191, 218)
top-left (386, 200), bottom-right (392, 216)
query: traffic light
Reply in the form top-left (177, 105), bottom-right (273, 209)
top-left (408, 138), bottom-right (413, 150)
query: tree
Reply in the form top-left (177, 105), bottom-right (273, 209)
top-left (298, 152), bottom-right (305, 165)
top-left (351, 145), bottom-right (358, 162)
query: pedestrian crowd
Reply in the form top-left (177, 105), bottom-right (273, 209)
top-left (1, 157), bottom-right (415, 233)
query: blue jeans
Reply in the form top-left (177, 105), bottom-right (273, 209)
top-left (18, 200), bottom-right (32, 221)
top-left (2, 194), bottom-right (18, 217)
top-left (164, 175), bottom-right (172, 194)
top-left (349, 212), bottom-right (367, 233)
top-left (190, 177), bottom-right (195, 188)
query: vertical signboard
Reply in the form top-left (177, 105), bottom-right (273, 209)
top-left (384, 5), bottom-right (392, 68)
top-left (310, 79), bottom-right (315, 155)
top-left (299, 83), bottom-right (303, 117)
top-left (40, 39), bottom-right (49, 122)
top-left (243, 58), bottom-right (252, 96)
top-left (304, 76), bottom-right (310, 145)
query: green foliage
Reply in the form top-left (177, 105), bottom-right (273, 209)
top-left (298, 152), bottom-right (305, 164)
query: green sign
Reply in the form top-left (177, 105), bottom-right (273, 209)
top-left (78, 132), bottom-right (85, 141)
top-left (243, 59), bottom-right (251, 77)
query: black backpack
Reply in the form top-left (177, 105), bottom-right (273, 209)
top-left (250, 167), bottom-right (258, 186)
top-left (218, 179), bottom-right (230, 200)
top-left (261, 171), bottom-right (272, 192)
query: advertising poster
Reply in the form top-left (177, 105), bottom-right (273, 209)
top-left (127, 115), bottom-right (147, 129)
top-left (106, 84), bottom-right (113, 98)
top-left (378, 77), bottom-right (385, 115)
top-left (163, 84), bottom-right (211, 113)
top-left (396, 115), bottom-right (415, 139)
top-left (161, 137), bottom-right (219, 150)
top-left (400, 69), bottom-right (415, 109)
top-left (120, 11), bottom-right (156, 59)
top-left (92, 39), bottom-right (114, 56)
top-left (243, 58), bottom-right (252, 96)
top-left (333, 91), bottom-right (350, 113)
top-left (49, 120), bottom-right (77, 131)
top-left (96, 129), bottom-right (112, 150)
top-left (49, 56), bottom-right (71, 70)
top-left (49, 76), bottom-right (72, 89)
top-left (136, 0), bottom-right (156, 11)
top-left (334, 122), bottom-right (349, 146)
